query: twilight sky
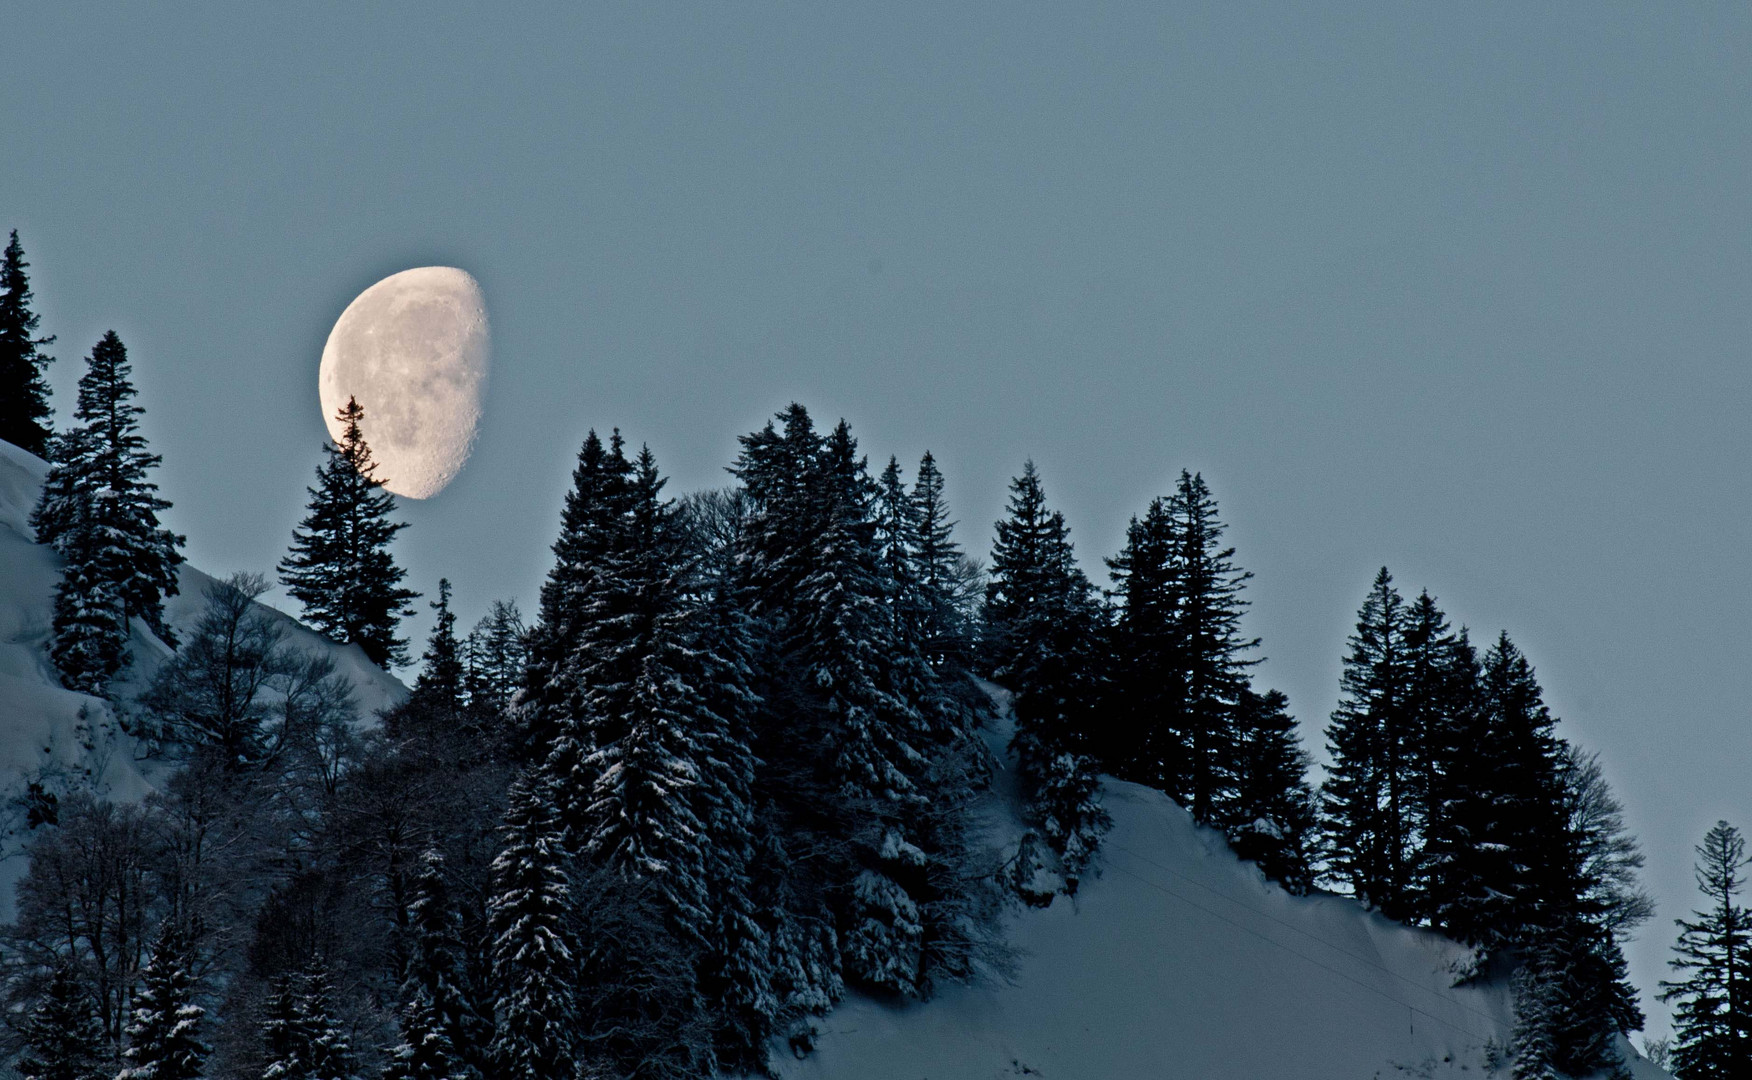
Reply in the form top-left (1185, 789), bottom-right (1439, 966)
top-left (6, 2), bottom-right (1748, 1037)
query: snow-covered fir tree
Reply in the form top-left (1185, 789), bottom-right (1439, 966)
top-left (463, 599), bottom-right (527, 716)
top-left (487, 773), bottom-right (580, 1078)
top-left (908, 450), bottom-right (974, 673)
top-left (16, 963), bottom-right (106, 1080)
top-left (1105, 495), bottom-right (1183, 790)
top-left (984, 460), bottom-right (1109, 887)
top-left (30, 330), bottom-right (184, 688)
top-left (278, 395), bottom-right (417, 668)
top-left (1660, 820), bottom-right (1752, 1079)
top-left (0, 228), bottom-right (56, 456)
top-left (117, 924), bottom-right (209, 1080)
top-left (259, 966), bottom-right (359, 1080)
top-left (404, 849), bottom-right (491, 1075)
top-left (382, 994), bottom-right (467, 1080)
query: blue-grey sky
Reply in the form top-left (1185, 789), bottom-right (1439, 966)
top-left (6, 2), bottom-right (1747, 1037)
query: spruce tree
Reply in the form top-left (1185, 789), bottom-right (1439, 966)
top-left (31, 331), bottom-right (185, 687)
top-left (518, 428), bottom-right (635, 762)
top-left (279, 396), bottom-right (417, 668)
top-left (117, 925), bottom-right (209, 1080)
top-left (16, 963), bottom-right (106, 1080)
top-left (488, 773), bottom-right (579, 1078)
top-left (45, 492), bottom-right (130, 694)
top-left (1660, 821), bottom-right (1752, 1079)
top-left (463, 599), bottom-right (526, 716)
top-left (261, 976), bottom-right (306, 1080)
top-left (984, 460), bottom-right (1109, 886)
top-left (0, 229), bottom-right (56, 456)
top-left (1166, 471), bottom-right (1257, 824)
top-left (298, 969), bottom-right (359, 1080)
top-left (1400, 589), bottom-right (1461, 922)
top-left (1224, 687), bottom-right (1317, 894)
top-left (909, 450), bottom-right (971, 672)
top-left (382, 994), bottom-right (466, 1080)
top-left (410, 579), bottom-right (465, 714)
top-left (1320, 568), bottom-right (1413, 917)
top-left (1434, 632), bottom-right (1569, 949)
top-left (1105, 496), bottom-right (1183, 791)
top-left (404, 849), bottom-right (490, 1074)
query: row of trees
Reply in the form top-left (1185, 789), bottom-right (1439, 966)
top-left (978, 461), bottom-right (1657, 1078)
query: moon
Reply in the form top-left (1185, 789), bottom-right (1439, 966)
top-left (318, 267), bottom-right (489, 499)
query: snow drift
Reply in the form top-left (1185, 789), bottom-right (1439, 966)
top-left (780, 706), bottom-right (1668, 1079)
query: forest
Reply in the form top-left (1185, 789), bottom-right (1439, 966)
top-left (3, 227), bottom-right (1748, 1080)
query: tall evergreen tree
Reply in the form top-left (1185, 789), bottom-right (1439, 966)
top-left (0, 229), bottom-right (56, 455)
top-left (1105, 497), bottom-right (1183, 792)
top-left (15, 963), bottom-right (106, 1080)
top-left (404, 849), bottom-right (490, 1074)
top-left (1165, 471), bottom-right (1257, 823)
top-left (463, 599), bottom-right (526, 716)
top-left (31, 331), bottom-right (185, 687)
top-left (117, 925), bottom-right (209, 1080)
top-left (279, 396), bottom-right (417, 668)
top-left (1320, 568), bottom-right (1408, 914)
top-left (1224, 687), bottom-right (1317, 894)
top-left (487, 774), bottom-right (579, 1078)
top-left (1400, 589), bottom-right (1463, 922)
top-left (984, 461), bottom-right (1109, 886)
top-left (1660, 821), bottom-right (1752, 1079)
top-left (410, 579), bottom-right (465, 715)
top-left (1432, 632), bottom-right (1569, 949)
top-left (518, 429), bottom-right (635, 762)
top-left (908, 450), bottom-right (972, 672)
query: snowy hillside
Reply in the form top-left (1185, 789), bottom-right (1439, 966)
top-left (0, 438), bottom-right (405, 914)
top-left (783, 707), bottom-right (1669, 1080)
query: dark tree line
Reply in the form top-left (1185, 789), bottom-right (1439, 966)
top-left (4, 238), bottom-right (1670, 1080)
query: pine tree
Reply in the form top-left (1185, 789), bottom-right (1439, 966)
top-left (463, 600), bottom-right (526, 716)
top-left (260, 967), bottom-right (359, 1080)
top-left (488, 773), bottom-right (579, 1078)
top-left (1320, 568), bottom-right (1414, 917)
top-left (0, 229), bottom-right (56, 456)
top-left (16, 963), bottom-right (106, 1080)
top-left (1400, 590), bottom-right (1461, 922)
top-left (117, 925), bottom-right (209, 1080)
top-left (261, 976), bottom-right (306, 1080)
top-left (1660, 821), bottom-right (1752, 1079)
top-left (1224, 687), bottom-right (1317, 894)
top-left (279, 396), bottom-right (417, 668)
top-left (984, 461), bottom-right (1109, 886)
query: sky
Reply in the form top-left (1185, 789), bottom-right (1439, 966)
top-left (5, 2), bottom-right (1749, 1039)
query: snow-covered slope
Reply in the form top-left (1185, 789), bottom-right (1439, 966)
top-left (783, 706), bottom-right (1668, 1080)
top-left (0, 439), bottom-right (405, 913)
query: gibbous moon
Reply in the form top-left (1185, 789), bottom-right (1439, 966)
top-left (318, 267), bottom-right (489, 499)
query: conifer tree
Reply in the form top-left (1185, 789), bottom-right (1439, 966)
top-left (909, 450), bottom-right (971, 672)
top-left (1399, 590), bottom-right (1462, 920)
top-left (1105, 496), bottom-right (1182, 790)
top-left (16, 963), bottom-right (106, 1080)
top-left (117, 924), bottom-right (209, 1080)
top-left (1165, 471), bottom-right (1257, 823)
top-left (261, 976), bottom-right (306, 1080)
top-left (31, 331), bottom-right (185, 687)
top-left (518, 428), bottom-right (635, 762)
top-left (984, 461), bottom-right (1109, 885)
top-left (0, 229), bottom-right (56, 455)
top-left (410, 579), bottom-right (464, 715)
top-left (463, 600), bottom-right (526, 716)
top-left (1321, 568), bottom-right (1417, 919)
top-left (279, 396), bottom-right (417, 668)
top-left (404, 849), bottom-right (490, 1074)
top-left (488, 774), bottom-right (579, 1078)
top-left (298, 969), bottom-right (359, 1080)
top-left (46, 493), bottom-right (130, 694)
top-left (381, 994), bottom-right (466, 1080)
top-left (1432, 632), bottom-right (1568, 949)
top-left (1660, 821), bottom-right (1752, 1079)
top-left (1224, 687), bottom-right (1317, 894)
